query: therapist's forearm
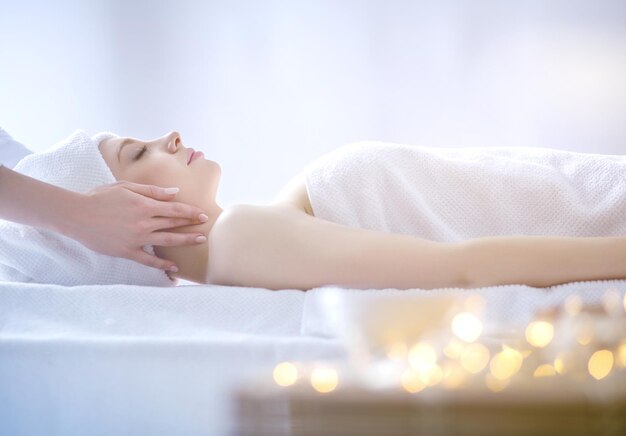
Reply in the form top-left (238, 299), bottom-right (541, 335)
top-left (462, 235), bottom-right (626, 288)
top-left (0, 165), bottom-right (82, 234)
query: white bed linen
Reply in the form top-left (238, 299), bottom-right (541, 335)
top-left (2, 279), bottom-right (625, 436)
top-left (0, 282), bottom-right (347, 436)
top-left (302, 279), bottom-right (626, 338)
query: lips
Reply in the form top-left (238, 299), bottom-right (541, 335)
top-left (187, 149), bottom-right (204, 165)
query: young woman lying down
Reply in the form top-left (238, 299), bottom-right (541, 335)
top-left (4, 129), bottom-right (626, 290)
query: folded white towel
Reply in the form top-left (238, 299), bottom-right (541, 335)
top-left (304, 141), bottom-right (626, 240)
top-left (0, 130), bottom-right (173, 286)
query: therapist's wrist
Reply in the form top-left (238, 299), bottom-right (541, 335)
top-left (47, 190), bottom-right (88, 238)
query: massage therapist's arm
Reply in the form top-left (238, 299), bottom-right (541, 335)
top-left (209, 205), bottom-right (626, 290)
top-left (0, 164), bottom-right (209, 271)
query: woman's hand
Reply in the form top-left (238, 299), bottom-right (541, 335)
top-left (63, 181), bottom-right (209, 272)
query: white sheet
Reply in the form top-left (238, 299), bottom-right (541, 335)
top-left (0, 282), bottom-right (305, 338)
top-left (302, 279), bottom-right (626, 338)
top-left (2, 279), bottom-right (625, 435)
top-left (0, 282), bottom-right (348, 436)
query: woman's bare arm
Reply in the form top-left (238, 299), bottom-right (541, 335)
top-left (462, 235), bottom-right (626, 288)
top-left (209, 205), bottom-right (626, 291)
top-left (209, 205), bottom-right (466, 290)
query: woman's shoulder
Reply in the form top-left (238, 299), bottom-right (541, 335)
top-left (213, 203), bottom-right (308, 234)
top-left (210, 203), bottom-right (312, 257)
top-left (206, 203), bottom-right (316, 288)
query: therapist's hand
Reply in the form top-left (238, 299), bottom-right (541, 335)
top-left (64, 181), bottom-right (209, 272)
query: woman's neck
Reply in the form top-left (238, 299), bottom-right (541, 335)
top-left (156, 203), bottom-right (223, 284)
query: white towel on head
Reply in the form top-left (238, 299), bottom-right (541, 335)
top-left (0, 130), bottom-right (174, 287)
top-left (304, 141), bottom-right (626, 240)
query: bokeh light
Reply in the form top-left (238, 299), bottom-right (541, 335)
top-left (564, 295), bottom-right (583, 316)
top-left (575, 317), bottom-right (594, 346)
top-left (554, 351), bottom-right (577, 375)
top-left (618, 341), bottom-right (626, 368)
top-left (602, 289), bottom-right (622, 315)
top-left (525, 321), bottom-right (554, 348)
top-left (422, 364), bottom-right (444, 386)
top-left (451, 312), bottom-right (483, 342)
top-left (310, 367), bottom-right (339, 393)
top-left (490, 347), bottom-right (523, 380)
top-left (408, 342), bottom-right (437, 371)
top-left (443, 338), bottom-right (465, 359)
top-left (485, 373), bottom-right (509, 392)
top-left (464, 295), bottom-right (486, 313)
top-left (460, 343), bottom-right (490, 374)
top-left (401, 368), bottom-right (426, 393)
top-left (386, 341), bottom-right (408, 361)
top-left (588, 350), bottom-right (614, 380)
top-left (533, 364), bottom-right (556, 378)
top-left (273, 361), bottom-right (298, 387)
top-left (441, 362), bottom-right (468, 390)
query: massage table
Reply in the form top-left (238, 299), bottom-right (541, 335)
top-left (1, 279), bottom-right (625, 435)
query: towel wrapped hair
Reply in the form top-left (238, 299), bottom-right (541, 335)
top-left (0, 130), bottom-right (174, 286)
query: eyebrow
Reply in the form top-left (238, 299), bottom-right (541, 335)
top-left (116, 139), bottom-right (134, 162)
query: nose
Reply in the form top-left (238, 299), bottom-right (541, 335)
top-left (165, 131), bottom-right (182, 153)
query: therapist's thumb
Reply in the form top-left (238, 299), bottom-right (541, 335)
top-left (120, 181), bottom-right (179, 200)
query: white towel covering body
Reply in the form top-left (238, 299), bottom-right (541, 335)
top-left (304, 141), bottom-right (626, 240)
top-left (0, 126), bottom-right (32, 169)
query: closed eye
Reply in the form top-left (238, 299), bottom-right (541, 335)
top-left (134, 145), bottom-right (148, 161)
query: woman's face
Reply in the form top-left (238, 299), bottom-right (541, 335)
top-left (98, 131), bottom-right (221, 209)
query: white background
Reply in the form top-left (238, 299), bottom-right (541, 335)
top-left (1, 0), bottom-right (625, 207)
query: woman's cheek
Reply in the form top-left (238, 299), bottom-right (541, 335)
top-left (135, 166), bottom-right (177, 187)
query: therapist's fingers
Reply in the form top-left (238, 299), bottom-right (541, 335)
top-left (119, 181), bottom-right (180, 200)
top-left (153, 200), bottom-right (209, 222)
top-left (148, 231), bottom-right (208, 247)
top-left (131, 248), bottom-right (179, 273)
top-left (120, 181), bottom-right (208, 222)
top-left (148, 217), bottom-right (199, 232)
